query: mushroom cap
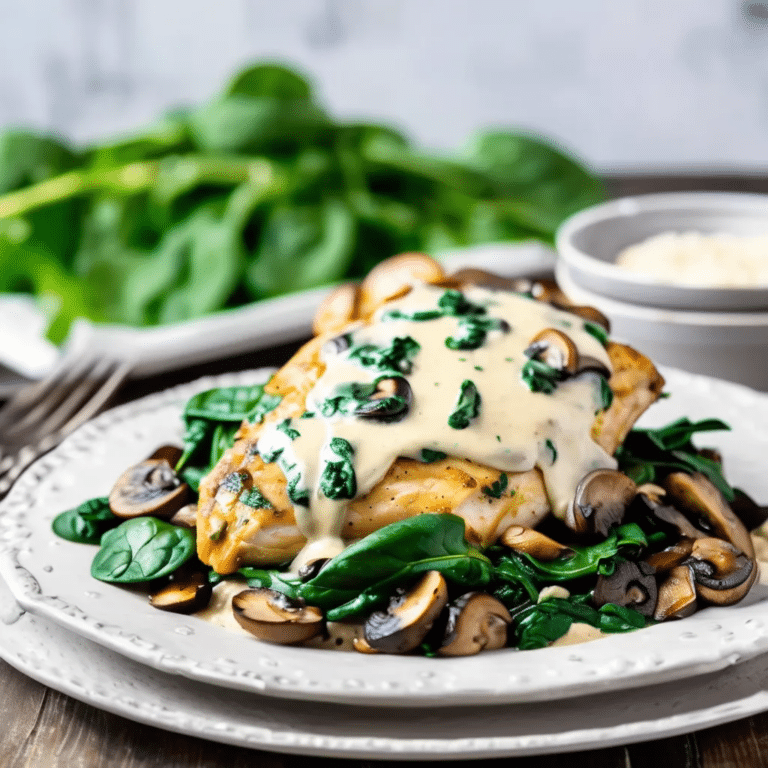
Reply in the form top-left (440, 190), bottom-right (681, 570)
top-left (149, 571), bottom-right (212, 614)
top-left (364, 570), bottom-right (449, 654)
top-left (654, 564), bottom-right (697, 621)
top-left (232, 588), bottom-right (324, 644)
top-left (645, 537), bottom-right (695, 573)
top-left (685, 537), bottom-right (757, 606)
top-left (437, 592), bottom-right (512, 657)
top-left (566, 469), bottom-right (638, 537)
top-left (500, 525), bottom-right (573, 561)
top-left (593, 560), bottom-right (658, 617)
top-left (353, 376), bottom-right (413, 422)
top-left (109, 459), bottom-right (189, 519)
top-left (525, 328), bottom-right (579, 375)
top-left (663, 472), bottom-right (755, 559)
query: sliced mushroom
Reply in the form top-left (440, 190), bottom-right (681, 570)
top-left (232, 588), bottom-right (324, 644)
top-left (169, 503), bottom-right (198, 529)
top-left (358, 252), bottom-right (445, 319)
top-left (149, 571), bottom-right (212, 614)
top-left (685, 537), bottom-right (757, 606)
top-left (500, 525), bottom-right (574, 561)
top-left (148, 444), bottom-right (184, 466)
top-left (353, 376), bottom-right (413, 422)
top-left (554, 303), bottom-right (611, 333)
top-left (592, 560), bottom-right (657, 617)
top-left (730, 488), bottom-right (768, 531)
top-left (445, 268), bottom-right (521, 291)
top-left (654, 564), bottom-right (697, 621)
top-left (437, 592), bottom-right (512, 657)
top-left (109, 459), bottom-right (189, 519)
top-left (566, 469), bottom-right (638, 536)
top-left (364, 571), bottom-right (449, 654)
top-left (297, 558), bottom-right (330, 582)
top-left (525, 329), bottom-right (579, 375)
top-left (313, 282), bottom-right (359, 336)
top-left (645, 537), bottom-right (695, 573)
top-left (663, 472), bottom-right (755, 559)
top-left (631, 490), bottom-right (706, 541)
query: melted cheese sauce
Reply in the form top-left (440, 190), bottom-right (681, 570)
top-left (255, 283), bottom-right (615, 568)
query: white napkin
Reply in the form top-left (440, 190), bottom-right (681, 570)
top-left (0, 296), bottom-right (59, 380)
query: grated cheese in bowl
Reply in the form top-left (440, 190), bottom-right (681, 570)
top-left (614, 231), bottom-right (768, 288)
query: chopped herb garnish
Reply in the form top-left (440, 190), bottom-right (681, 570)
top-left (474, 365), bottom-right (484, 371)
top-left (320, 437), bottom-right (357, 500)
top-left (420, 448), bottom-right (447, 463)
top-left (437, 289), bottom-right (486, 316)
top-left (240, 488), bottom-right (272, 509)
top-left (520, 358), bottom-right (565, 394)
top-left (209, 521), bottom-right (227, 542)
top-left (448, 380), bottom-right (481, 429)
top-left (349, 336), bottom-right (420, 375)
top-left (482, 472), bottom-right (508, 498)
top-left (446, 316), bottom-right (507, 351)
top-left (496, 435), bottom-right (502, 442)
top-left (381, 308), bottom-right (442, 322)
top-left (221, 471), bottom-right (248, 494)
top-left (584, 321), bottom-right (609, 347)
top-left (545, 439), bottom-right (558, 463)
top-left (276, 419), bottom-right (300, 440)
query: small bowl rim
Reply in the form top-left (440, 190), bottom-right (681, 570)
top-left (555, 191), bottom-right (768, 309)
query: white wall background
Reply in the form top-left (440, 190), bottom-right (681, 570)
top-left (2, 0), bottom-right (768, 172)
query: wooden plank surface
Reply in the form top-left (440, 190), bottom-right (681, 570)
top-left (2, 173), bottom-right (768, 766)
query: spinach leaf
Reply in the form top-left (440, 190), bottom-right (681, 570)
top-left (90, 517), bottom-right (196, 583)
top-left (512, 594), bottom-right (646, 650)
top-left (448, 379), bottom-right (481, 429)
top-left (482, 473), bottom-right (509, 498)
top-left (616, 417), bottom-right (734, 501)
top-left (348, 336), bottom-right (420, 375)
top-left (240, 487), bottom-right (272, 509)
top-left (583, 321), bottom-right (609, 347)
top-left (520, 358), bottom-right (565, 394)
top-left (420, 448), bottom-right (447, 463)
top-left (184, 384), bottom-right (281, 423)
top-left (297, 514), bottom-right (493, 620)
top-left (51, 497), bottom-right (117, 545)
top-left (445, 316), bottom-right (506, 351)
top-left (319, 437), bottom-right (357, 500)
top-left (510, 523), bottom-right (647, 582)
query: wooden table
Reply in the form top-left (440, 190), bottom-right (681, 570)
top-left (3, 175), bottom-right (768, 767)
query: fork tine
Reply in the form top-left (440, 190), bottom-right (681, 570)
top-left (50, 359), bottom-right (132, 438)
top-left (0, 353), bottom-right (97, 432)
top-left (0, 357), bottom-right (103, 439)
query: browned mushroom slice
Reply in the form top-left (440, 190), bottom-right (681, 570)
top-left (169, 503), bottom-right (198, 529)
top-left (364, 571), bottom-right (449, 654)
top-left (437, 592), bottom-right (512, 656)
top-left (566, 469), bottom-right (638, 536)
top-left (554, 303), bottom-right (611, 332)
top-left (593, 560), bottom-right (658, 617)
top-left (148, 444), bottom-right (184, 466)
top-left (313, 282), bottom-right (360, 336)
top-left (358, 252), bottom-right (445, 319)
top-left (149, 571), bottom-right (213, 614)
top-left (645, 537), bottom-right (695, 573)
top-left (109, 459), bottom-right (190, 519)
top-left (525, 329), bottom-right (579, 375)
top-left (685, 537), bottom-right (757, 606)
top-left (500, 526), bottom-right (573, 561)
top-left (444, 268), bottom-right (522, 291)
top-left (353, 376), bottom-right (413, 422)
top-left (654, 564), bottom-right (697, 621)
top-left (591, 342), bottom-right (665, 456)
top-left (232, 588), bottom-right (324, 644)
top-left (663, 472), bottom-right (755, 559)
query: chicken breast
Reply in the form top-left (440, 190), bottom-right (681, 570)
top-left (197, 254), bottom-right (664, 574)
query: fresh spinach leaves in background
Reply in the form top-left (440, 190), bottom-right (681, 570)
top-left (0, 63), bottom-right (605, 343)
top-left (176, 383), bottom-right (281, 490)
top-left (616, 417), bottom-right (735, 501)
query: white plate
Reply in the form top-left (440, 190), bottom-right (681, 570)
top-left (4, 571), bottom-right (768, 760)
top-left (2, 368), bottom-right (768, 708)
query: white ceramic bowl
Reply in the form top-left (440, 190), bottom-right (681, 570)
top-left (556, 192), bottom-right (768, 311)
top-left (556, 262), bottom-right (768, 392)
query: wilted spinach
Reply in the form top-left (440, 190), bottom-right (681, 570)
top-left (51, 497), bottom-right (118, 545)
top-left (90, 517), bottom-right (196, 583)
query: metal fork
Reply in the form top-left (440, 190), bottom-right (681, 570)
top-left (0, 351), bottom-right (132, 498)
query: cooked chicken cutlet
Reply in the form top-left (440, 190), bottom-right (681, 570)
top-left (197, 254), bottom-right (664, 574)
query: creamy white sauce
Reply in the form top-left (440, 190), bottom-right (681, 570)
top-left (615, 231), bottom-right (768, 288)
top-left (256, 283), bottom-right (615, 568)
